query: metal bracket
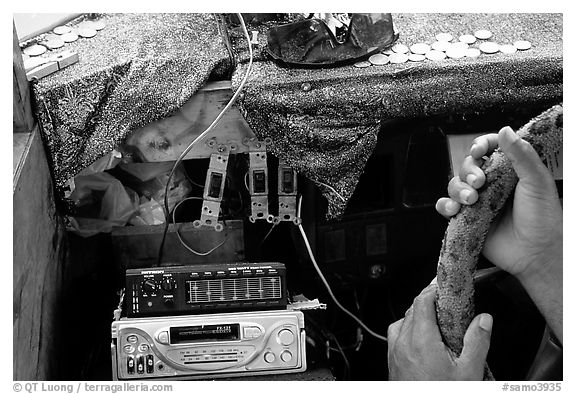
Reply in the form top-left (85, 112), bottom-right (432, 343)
top-left (244, 137), bottom-right (273, 223)
top-left (193, 147), bottom-right (230, 232)
top-left (276, 160), bottom-right (300, 225)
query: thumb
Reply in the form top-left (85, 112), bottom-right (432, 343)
top-left (498, 126), bottom-right (555, 190)
top-left (460, 313), bottom-right (493, 368)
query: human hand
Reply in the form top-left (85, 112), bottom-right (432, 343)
top-left (387, 284), bottom-right (493, 380)
top-left (435, 126), bottom-right (563, 279)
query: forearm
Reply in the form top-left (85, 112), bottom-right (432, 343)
top-left (517, 248), bottom-right (563, 344)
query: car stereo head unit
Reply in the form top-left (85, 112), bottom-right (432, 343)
top-left (111, 309), bottom-right (306, 380)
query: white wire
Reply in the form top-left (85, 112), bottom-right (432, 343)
top-left (172, 197), bottom-right (227, 256)
top-left (296, 195), bottom-right (388, 343)
top-left (314, 180), bottom-right (346, 203)
top-left (162, 12), bottom-right (254, 216)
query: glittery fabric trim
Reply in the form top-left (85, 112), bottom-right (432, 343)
top-left (229, 13), bottom-right (562, 219)
top-left (31, 13), bottom-right (231, 206)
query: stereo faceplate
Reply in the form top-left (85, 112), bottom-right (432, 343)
top-left (111, 310), bottom-right (306, 380)
top-left (125, 262), bottom-right (287, 318)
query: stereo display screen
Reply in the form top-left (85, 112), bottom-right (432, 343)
top-left (170, 324), bottom-right (240, 344)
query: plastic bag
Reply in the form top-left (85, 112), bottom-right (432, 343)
top-left (67, 172), bottom-right (139, 237)
top-left (116, 162), bottom-right (192, 214)
top-left (129, 196), bottom-right (166, 226)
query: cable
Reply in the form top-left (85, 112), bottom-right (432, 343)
top-left (171, 197), bottom-right (228, 256)
top-left (328, 334), bottom-right (351, 380)
top-left (296, 196), bottom-right (388, 343)
top-left (156, 13), bottom-right (254, 265)
top-left (314, 180), bottom-right (346, 203)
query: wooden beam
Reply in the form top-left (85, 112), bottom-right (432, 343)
top-left (13, 21), bottom-right (34, 134)
top-left (122, 81), bottom-right (257, 162)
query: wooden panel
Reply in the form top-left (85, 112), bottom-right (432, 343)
top-left (111, 220), bottom-right (245, 270)
top-left (13, 21), bottom-right (34, 133)
top-left (13, 129), bottom-right (68, 380)
top-left (122, 81), bottom-right (257, 161)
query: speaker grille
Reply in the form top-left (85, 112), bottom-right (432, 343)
top-left (186, 277), bottom-right (282, 304)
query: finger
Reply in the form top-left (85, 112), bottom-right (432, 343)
top-left (387, 318), bottom-right (404, 344)
top-left (435, 197), bottom-right (461, 219)
top-left (460, 313), bottom-right (493, 369)
top-left (470, 133), bottom-right (499, 160)
top-left (498, 126), bottom-right (556, 191)
top-left (459, 156), bottom-right (486, 189)
top-left (411, 285), bottom-right (441, 334)
top-left (448, 176), bottom-right (479, 205)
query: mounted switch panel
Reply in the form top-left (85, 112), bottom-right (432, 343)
top-left (277, 160), bottom-right (300, 225)
top-left (194, 150), bottom-right (230, 232)
top-left (208, 172), bottom-right (224, 199)
top-left (246, 138), bottom-right (273, 223)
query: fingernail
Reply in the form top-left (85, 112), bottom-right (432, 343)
top-left (466, 174), bottom-right (477, 187)
top-left (446, 199), bottom-right (457, 212)
top-left (479, 314), bottom-right (493, 331)
top-left (470, 143), bottom-right (479, 155)
top-left (460, 189), bottom-right (471, 203)
top-left (502, 126), bottom-right (518, 141)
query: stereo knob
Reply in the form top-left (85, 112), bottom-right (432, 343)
top-left (161, 278), bottom-right (175, 292)
top-left (277, 329), bottom-right (295, 346)
top-left (280, 350), bottom-right (293, 363)
top-left (142, 279), bottom-right (157, 294)
top-left (264, 352), bottom-right (276, 363)
top-left (164, 298), bottom-right (174, 307)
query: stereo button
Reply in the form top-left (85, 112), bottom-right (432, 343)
top-left (264, 352), bottom-right (276, 363)
top-left (280, 350), bottom-right (293, 363)
top-left (157, 331), bottom-right (169, 345)
top-left (146, 355), bottom-right (154, 373)
top-left (127, 335), bottom-right (138, 344)
top-left (136, 355), bottom-right (144, 374)
top-left (127, 356), bottom-right (135, 374)
top-left (123, 345), bottom-right (135, 354)
top-left (243, 326), bottom-right (262, 339)
top-left (277, 329), bottom-right (295, 346)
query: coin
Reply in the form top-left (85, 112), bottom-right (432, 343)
top-left (392, 43), bottom-right (409, 54)
top-left (410, 43), bottom-right (431, 55)
top-left (45, 38), bottom-right (65, 49)
top-left (22, 53), bottom-right (30, 61)
top-left (44, 33), bottom-right (60, 41)
top-left (354, 61), bottom-right (371, 68)
top-left (61, 32), bottom-right (79, 43)
top-left (474, 29), bottom-right (493, 40)
top-left (79, 20), bottom-right (96, 30)
top-left (77, 28), bottom-right (97, 38)
top-left (382, 48), bottom-right (394, 55)
top-left (408, 53), bottom-right (426, 62)
top-left (466, 48), bottom-right (481, 58)
top-left (389, 53), bottom-right (409, 63)
top-left (479, 42), bottom-right (500, 54)
top-left (431, 40), bottom-right (451, 52)
top-left (425, 50), bottom-right (446, 61)
top-left (459, 34), bottom-right (477, 44)
top-left (369, 53), bottom-right (390, 65)
top-left (53, 25), bottom-right (71, 35)
top-left (446, 47), bottom-right (467, 59)
top-left (436, 32), bottom-right (453, 42)
top-left (499, 44), bottom-right (517, 54)
top-left (23, 44), bottom-right (47, 56)
top-left (92, 20), bottom-right (106, 31)
top-left (450, 42), bottom-right (469, 51)
top-left (514, 40), bottom-right (532, 50)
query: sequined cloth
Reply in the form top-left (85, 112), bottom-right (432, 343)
top-left (31, 13), bottom-right (232, 206)
top-left (230, 13), bottom-right (563, 219)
